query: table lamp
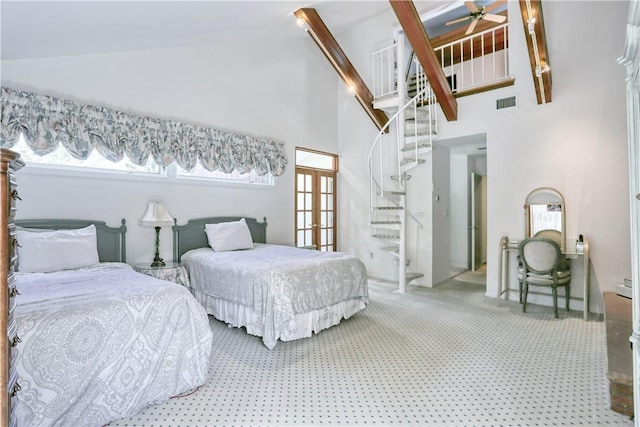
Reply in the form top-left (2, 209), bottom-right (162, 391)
top-left (140, 202), bottom-right (174, 267)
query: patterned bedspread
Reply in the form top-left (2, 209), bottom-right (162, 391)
top-left (14, 263), bottom-right (213, 427)
top-left (182, 244), bottom-right (368, 348)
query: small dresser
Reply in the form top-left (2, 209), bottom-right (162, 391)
top-left (1, 149), bottom-right (23, 427)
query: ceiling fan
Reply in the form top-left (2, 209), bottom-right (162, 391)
top-left (446, 0), bottom-right (507, 35)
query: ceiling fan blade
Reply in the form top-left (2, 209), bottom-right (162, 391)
top-left (465, 19), bottom-right (478, 35)
top-left (483, 13), bottom-right (506, 23)
top-left (484, 0), bottom-right (506, 13)
top-left (464, 1), bottom-right (479, 13)
top-left (446, 16), bottom-right (472, 26)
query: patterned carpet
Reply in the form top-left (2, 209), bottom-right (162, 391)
top-left (109, 278), bottom-right (632, 426)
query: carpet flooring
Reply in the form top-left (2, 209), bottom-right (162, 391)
top-left (109, 278), bottom-right (632, 426)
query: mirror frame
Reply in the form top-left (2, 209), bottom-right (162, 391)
top-left (524, 187), bottom-right (566, 251)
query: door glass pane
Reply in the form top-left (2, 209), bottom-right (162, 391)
top-left (328, 177), bottom-right (334, 193)
top-left (305, 212), bottom-right (312, 228)
top-left (327, 194), bottom-right (333, 209)
top-left (321, 212), bottom-right (327, 227)
top-left (328, 212), bottom-right (333, 227)
top-left (328, 229), bottom-right (333, 244)
top-left (321, 176), bottom-right (327, 193)
top-left (321, 229), bottom-right (327, 245)
top-left (297, 230), bottom-right (304, 245)
top-left (305, 193), bottom-right (312, 210)
top-left (297, 212), bottom-right (305, 229)
top-left (297, 193), bottom-right (304, 210)
top-left (321, 194), bottom-right (326, 210)
top-left (297, 174), bottom-right (305, 189)
top-left (305, 174), bottom-right (312, 191)
top-left (305, 230), bottom-right (312, 244)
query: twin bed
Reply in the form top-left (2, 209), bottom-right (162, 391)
top-left (13, 219), bottom-right (213, 427)
top-left (173, 217), bottom-right (369, 349)
top-left (12, 216), bottom-right (368, 425)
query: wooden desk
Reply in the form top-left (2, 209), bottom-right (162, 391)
top-left (498, 236), bottom-right (591, 320)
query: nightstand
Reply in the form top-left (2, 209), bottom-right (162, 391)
top-left (134, 261), bottom-right (189, 286)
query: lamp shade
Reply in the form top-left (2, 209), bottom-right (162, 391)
top-left (140, 202), bottom-right (174, 227)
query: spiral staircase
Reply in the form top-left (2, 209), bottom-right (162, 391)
top-left (369, 40), bottom-right (437, 293)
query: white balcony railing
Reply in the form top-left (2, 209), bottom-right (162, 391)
top-left (372, 43), bottom-right (398, 100)
top-left (372, 23), bottom-right (512, 101)
top-left (434, 23), bottom-right (511, 93)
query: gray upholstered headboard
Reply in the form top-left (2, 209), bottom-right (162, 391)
top-left (15, 219), bottom-right (127, 263)
top-left (172, 216), bottom-right (267, 262)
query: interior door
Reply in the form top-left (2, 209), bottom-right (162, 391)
top-left (470, 172), bottom-right (483, 271)
top-left (295, 167), bottom-right (337, 251)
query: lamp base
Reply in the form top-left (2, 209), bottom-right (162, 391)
top-left (151, 257), bottom-right (166, 268)
top-left (151, 226), bottom-right (165, 267)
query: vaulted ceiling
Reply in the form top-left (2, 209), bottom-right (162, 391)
top-left (1, 1), bottom-right (551, 109)
top-left (0, 1), bottom-right (450, 60)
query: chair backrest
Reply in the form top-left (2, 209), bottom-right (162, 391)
top-left (534, 229), bottom-right (562, 246)
top-left (519, 237), bottom-right (563, 275)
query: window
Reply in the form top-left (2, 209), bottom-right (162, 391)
top-left (10, 135), bottom-right (162, 175)
top-left (9, 134), bottom-right (274, 185)
top-left (176, 162), bottom-right (273, 185)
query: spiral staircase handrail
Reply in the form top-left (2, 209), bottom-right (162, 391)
top-left (368, 84), bottom-right (431, 228)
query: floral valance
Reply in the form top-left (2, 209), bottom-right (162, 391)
top-left (0, 87), bottom-right (287, 176)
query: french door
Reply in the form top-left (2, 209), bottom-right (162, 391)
top-left (295, 167), bottom-right (337, 251)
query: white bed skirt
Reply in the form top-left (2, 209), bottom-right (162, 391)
top-left (189, 288), bottom-right (367, 349)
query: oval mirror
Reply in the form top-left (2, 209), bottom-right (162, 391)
top-left (524, 187), bottom-right (565, 251)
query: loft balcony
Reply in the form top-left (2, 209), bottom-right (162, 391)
top-left (373, 23), bottom-right (514, 108)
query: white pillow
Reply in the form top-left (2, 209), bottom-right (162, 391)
top-left (17, 224), bottom-right (100, 273)
top-left (205, 218), bottom-right (254, 252)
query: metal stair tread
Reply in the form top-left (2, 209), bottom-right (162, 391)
top-left (374, 206), bottom-right (404, 210)
top-left (371, 220), bottom-right (402, 225)
top-left (401, 142), bottom-right (432, 152)
top-left (406, 272), bottom-right (424, 282)
top-left (377, 191), bottom-right (406, 196)
top-left (371, 233), bottom-right (401, 239)
top-left (405, 129), bottom-right (435, 137)
top-left (400, 158), bottom-right (426, 166)
top-left (405, 109), bottom-right (431, 120)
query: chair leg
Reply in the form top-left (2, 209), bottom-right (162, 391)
top-left (552, 286), bottom-right (559, 318)
top-left (518, 279), bottom-right (523, 304)
top-left (522, 282), bottom-right (528, 313)
top-left (566, 284), bottom-right (570, 311)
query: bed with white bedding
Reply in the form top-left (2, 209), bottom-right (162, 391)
top-left (13, 219), bottom-right (213, 427)
top-left (173, 217), bottom-right (368, 349)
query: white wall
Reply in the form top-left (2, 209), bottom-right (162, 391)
top-left (336, 1), bottom-right (630, 313)
top-left (444, 1), bottom-right (630, 314)
top-left (2, 38), bottom-right (339, 265)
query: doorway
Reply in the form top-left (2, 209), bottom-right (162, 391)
top-left (469, 172), bottom-right (487, 272)
top-left (294, 148), bottom-right (338, 251)
top-left (440, 134), bottom-right (487, 282)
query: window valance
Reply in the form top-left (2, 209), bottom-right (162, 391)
top-left (0, 87), bottom-right (287, 176)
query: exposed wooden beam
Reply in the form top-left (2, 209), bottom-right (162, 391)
top-left (293, 8), bottom-right (388, 131)
top-left (389, 0), bottom-right (458, 121)
top-left (519, 0), bottom-right (552, 104)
